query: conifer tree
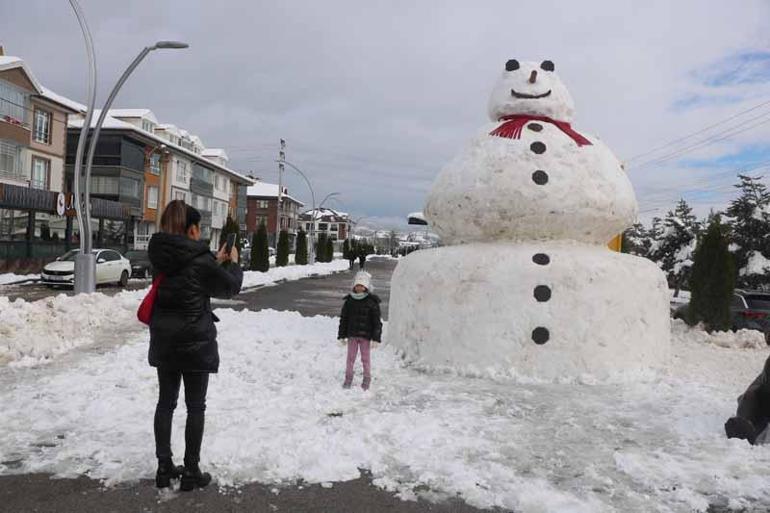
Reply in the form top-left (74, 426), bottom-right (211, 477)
top-left (688, 217), bottom-right (735, 331)
top-left (276, 230), bottom-right (290, 267)
top-left (251, 222), bottom-right (270, 272)
top-left (295, 230), bottom-right (308, 265)
top-left (650, 199), bottom-right (701, 295)
top-left (725, 174), bottom-right (770, 289)
top-left (326, 237), bottom-right (334, 261)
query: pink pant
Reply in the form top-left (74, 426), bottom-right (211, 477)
top-left (345, 337), bottom-right (371, 382)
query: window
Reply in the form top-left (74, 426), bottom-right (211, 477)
top-left (258, 200), bottom-right (269, 209)
top-left (31, 157), bottom-right (50, 190)
top-left (99, 250), bottom-right (121, 262)
top-left (305, 223), bottom-right (311, 231)
top-left (33, 110), bottom-right (52, 144)
top-left (91, 176), bottom-right (120, 195)
top-left (150, 154), bottom-right (161, 175)
top-left (0, 80), bottom-right (27, 125)
top-left (142, 119), bottom-right (155, 132)
top-left (280, 217), bottom-right (286, 229)
top-left (176, 160), bottom-right (189, 183)
top-left (0, 140), bottom-right (22, 178)
top-left (120, 176), bottom-right (140, 198)
top-left (174, 189), bottom-right (188, 201)
top-left (330, 224), bottom-right (338, 231)
top-left (318, 223), bottom-right (328, 231)
top-left (147, 186), bottom-right (159, 210)
top-left (0, 209), bottom-right (29, 240)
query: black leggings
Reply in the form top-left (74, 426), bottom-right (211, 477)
top-left (154, 368), bottom-right (209, 467)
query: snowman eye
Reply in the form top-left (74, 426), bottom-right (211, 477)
top-left (505, 59), bottom-right (520, 72)
top-left (540, 60), bottom-right (555, 72)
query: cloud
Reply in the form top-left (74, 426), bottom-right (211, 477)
top-left (4, 0), bottom-right (770, 228)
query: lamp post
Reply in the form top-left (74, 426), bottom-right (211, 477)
top-left (72, 38), bottom-right (188, 294)
top-left (277, 159), bottom-right (316, 264)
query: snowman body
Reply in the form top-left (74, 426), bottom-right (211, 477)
top-left (388, 60), bottom-right (670, 381)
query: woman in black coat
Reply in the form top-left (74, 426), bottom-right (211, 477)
top-left (147, 200), bottom-right (242, 490)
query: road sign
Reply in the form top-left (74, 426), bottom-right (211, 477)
top-left (56, 192), bottom-right (66, 216)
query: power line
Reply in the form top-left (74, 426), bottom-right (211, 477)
top-left (630, 110), bottom-right (770, 170)
top-left (626, 97), bottom-right (770, 164)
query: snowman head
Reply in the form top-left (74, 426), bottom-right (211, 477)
top-left (487, 59), bottom-right (575, 122)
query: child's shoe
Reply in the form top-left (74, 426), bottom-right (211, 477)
top-left (362, 377), bottom-right (371, 391)
top-left (342, 379), bottom-right (352, 389)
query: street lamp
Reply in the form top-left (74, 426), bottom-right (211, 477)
top-left (71, 31), bottom-right (188, 293)
top-left (277, 159), bottom-right (317, 264)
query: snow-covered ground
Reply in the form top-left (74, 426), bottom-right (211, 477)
top-left (0, 260), bottom-right (350, 365)
top-left (0, 273), bottom-right (38, 285)
top-left (1, 307), bottom-right (769, 512)
top-left (242, 259), bottom-right (349, 289)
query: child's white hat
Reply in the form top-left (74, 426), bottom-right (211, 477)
top-left (353, 271), bottom-right (373, 292)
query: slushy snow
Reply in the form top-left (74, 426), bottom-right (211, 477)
top-left (242, 260), bottom-right (349, 289)
top-left (0, 260), bottom-right (349, 365)
top-left (0, 307), bottom-right (768, 513)
top-left (0, 273), bottom-right (38, 285)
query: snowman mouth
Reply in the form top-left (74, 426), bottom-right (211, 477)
top-left (511, 89), bottom-right (552, 99)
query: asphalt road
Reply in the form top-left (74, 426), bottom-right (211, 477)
top-left (232, 257), bottom-right (394, 320)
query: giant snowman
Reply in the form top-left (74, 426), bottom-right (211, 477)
top-left (388, 59), bottom-right (670, 381)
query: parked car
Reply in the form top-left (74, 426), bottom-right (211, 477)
top-left (672, 289), bottom-right (770, 343)
top-left (41, 249), bottom-right (132, 288)
top-left (124, 249), bottom-right (153, 279)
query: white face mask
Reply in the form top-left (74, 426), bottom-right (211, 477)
top-left (351, 291), bottom-right (369, 300)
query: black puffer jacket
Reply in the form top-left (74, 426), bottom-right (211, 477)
top-left (338, 294), bottom-right (382, 342)
top-left (147, 233), bottom-right (243, 373)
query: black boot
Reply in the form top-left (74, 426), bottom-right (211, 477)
top-left (725, 416), bottom-right (758, 444)
top-left (180, 465), bottom-right (212, 491)
top-left (155, 458), bottom-right (184, 488)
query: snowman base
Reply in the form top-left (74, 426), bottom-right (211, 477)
top-left (388, 242), bottom-right (671, 382)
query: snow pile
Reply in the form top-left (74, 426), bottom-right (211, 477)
top-left (671, 318), bottom-right (766, 349)
top-left (2, 308), bottom-right (769, 512)
top-left (740, 250), bottom-right (770, 277)
top-left (242, 260), bottom-right (349, 289)
top-left (0, 273), bottom-right (38, 285)
top-left (0, 290), bottom-right (145, 365)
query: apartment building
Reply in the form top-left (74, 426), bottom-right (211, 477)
top-left (0, 54), bottom-right (96, 270)
top-left (245, 180), bottom-right (304, 248)
top-left (299, 208), bottom-right (350, 242)
top-left (67, 109), bottom-right (253, 251)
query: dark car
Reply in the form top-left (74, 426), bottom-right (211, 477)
top-left (124, 249), bottom-right (153, 279)
top-left (673, 289), bottom-right (770, 343)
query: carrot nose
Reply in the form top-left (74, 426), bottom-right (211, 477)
top-left (529, 70), bottom-right (538, 83)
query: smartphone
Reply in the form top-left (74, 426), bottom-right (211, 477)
top-left (225, 233), bottom-right (237, 254)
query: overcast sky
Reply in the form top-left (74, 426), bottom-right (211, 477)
top-left (5, 0), bottom-right (770, 229)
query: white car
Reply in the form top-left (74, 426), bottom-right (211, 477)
top-left (41, 249), bottom-right (132, 288)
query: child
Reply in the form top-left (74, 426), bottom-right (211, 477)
top-left (338, 271), bottom-right (382, 390)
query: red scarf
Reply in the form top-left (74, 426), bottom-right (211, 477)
top-left (490, 115), bottom-right (592, 147)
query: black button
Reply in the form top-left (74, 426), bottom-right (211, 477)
top-left (530, 142), bottom-right (546, 154)
top-left (534, 285), bottom-right (551, 302)
top-left (532, 327), bottom-right (549, 345)
top-left (532, 253), bottom-right (550, 265)
top-left (532, 170), bottom-right (548, 185)
top-left (527, 123), bottom-right (543, 132)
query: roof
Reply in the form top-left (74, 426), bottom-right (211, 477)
top-left (202, 148), bottom-right (229, 160)
top-left (0, 56), bottom-right (43, 93)
top-left (247, 181), bottom-right (304, 205)
top-left (68, 113), bottom-right (254, 185)
top-left (39, 87), bottom-right (85, 113)
top-left (300, 208), bottom-right (349, 221)
top-left (109, 109), bottom-right (159, 124)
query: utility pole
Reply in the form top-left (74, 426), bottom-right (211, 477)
top-left (278, 139), bottom-right (285, 247)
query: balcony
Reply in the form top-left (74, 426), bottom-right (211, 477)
top-left (0, 115), bottom-right (31, 146)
